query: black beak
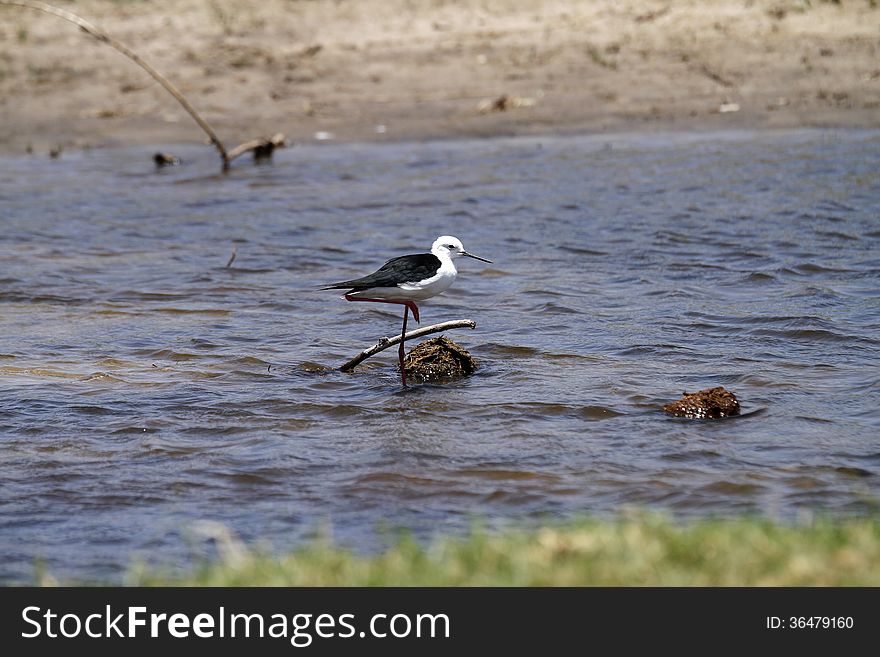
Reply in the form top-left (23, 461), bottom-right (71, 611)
top-left (462, 250), bottom-right (492, 263)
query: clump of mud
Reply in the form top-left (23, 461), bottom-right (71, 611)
top-left (663, 386), bottom-right (741, 419)
top-left (401, 336), bottom-right (476, 382)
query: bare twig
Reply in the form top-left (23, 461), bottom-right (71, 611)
top-left (339, 320), bottom-right (476, 372)
top-left (2, 0), bottom-right (257, 170)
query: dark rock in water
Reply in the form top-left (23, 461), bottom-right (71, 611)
top-left (663, 386), bottom-right (740, 419)
top-left (402, 336), bottom-right (476, 382)
top-left (154, 152), bottom-right (181, 167)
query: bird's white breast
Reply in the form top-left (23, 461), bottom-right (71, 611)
top-left (397, 258), bottom-right (457, 300)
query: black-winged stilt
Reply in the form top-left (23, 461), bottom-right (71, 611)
top-left (324, 235), bottom-right (491, 386)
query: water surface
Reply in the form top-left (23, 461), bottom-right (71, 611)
top-left (1, 130), bottom-right (878, 583)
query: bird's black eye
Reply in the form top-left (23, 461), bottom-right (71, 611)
top-left (446, 244), bottom-right (456, 250)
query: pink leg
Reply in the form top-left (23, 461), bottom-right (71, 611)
top-left (399, 305), bottom-right (409, 387)
top-left (344, 295), bottom-right (421, 386)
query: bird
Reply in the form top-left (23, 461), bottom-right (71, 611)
top-left (324, 235), bottom-right (492, 386)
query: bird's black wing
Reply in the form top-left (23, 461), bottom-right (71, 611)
top-left (323, 253), bottom-right (442, 291)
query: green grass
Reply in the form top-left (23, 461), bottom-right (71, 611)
top-left (129, 514), bottom-right (880, 586)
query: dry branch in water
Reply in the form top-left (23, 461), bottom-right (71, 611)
top-left (1, 0), bottom-right (284, 171)
top-left (226, 133), bottom-right (287, 164)
top-left (339, 320), bottom-right (476, 372)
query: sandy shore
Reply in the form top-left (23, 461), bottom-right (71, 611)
top-left (0, 0), bottom-right (878, 155)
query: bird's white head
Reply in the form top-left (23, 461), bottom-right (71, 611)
top-left (431, 235), bottom-right (492, 263)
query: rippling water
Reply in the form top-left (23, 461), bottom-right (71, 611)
top-left (1, 130), bottom-right (878, 583)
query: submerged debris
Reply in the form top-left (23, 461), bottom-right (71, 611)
top-left (298, 361), bottom-right (335, 373)
top-left (225, 244), bottom-right (237, 268)
top-left (252, 133), bottom-right (286, 161)
top-left (401, 336), bottom-right (476, 382)
top-left (663, 386), bottom-right (741, 419)
top-left (224, 133), bottom-right (287, 164)
top-left (153, 152), bottom-right (181, 167)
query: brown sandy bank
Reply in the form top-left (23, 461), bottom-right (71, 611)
top-left (1, 0), bottom-right (878, 156)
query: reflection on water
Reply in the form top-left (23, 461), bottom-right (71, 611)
top-left (1, 130), bottom-right (879, 582)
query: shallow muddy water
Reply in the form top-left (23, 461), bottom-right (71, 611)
top-left (1, 130), bottom-right (878, 582)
